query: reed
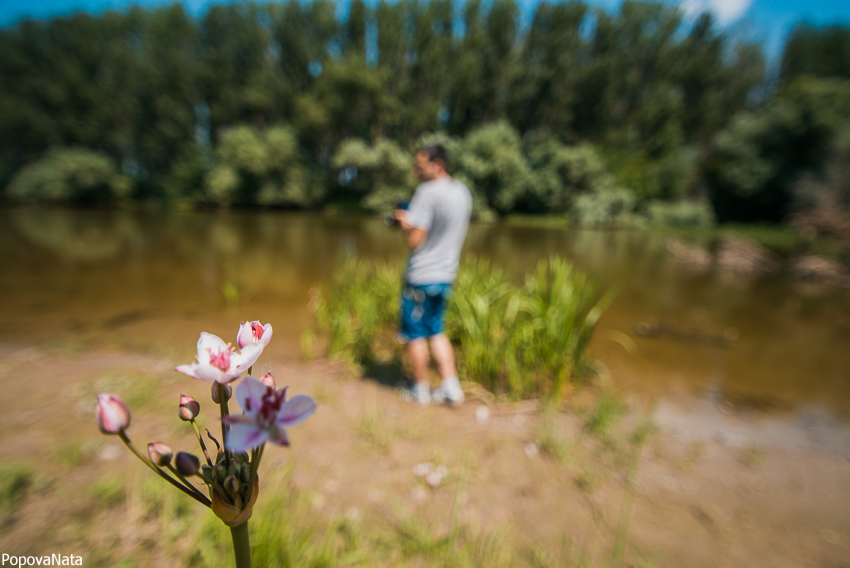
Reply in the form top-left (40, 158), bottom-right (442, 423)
top-left (307, 255), bottom-right (611, 400)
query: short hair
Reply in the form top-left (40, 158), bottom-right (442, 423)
top-left (419, 144), bottom-right (449, 168)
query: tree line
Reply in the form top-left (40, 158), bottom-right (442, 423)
top-left (1, 0), bottom-right (849, 226)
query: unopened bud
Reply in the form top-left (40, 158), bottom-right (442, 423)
top-left (260, 372), bottom-right (276, 390)
top-left (96, 394), bottom-right (130, 435)
top-left (240, 463), bottom-right (252, 483)
top-left (200, 464), bottom-right (214, 483)
top-left (215, 464), bottom-right (227, 484)
top-left (178, 394), bottom-right (200, 421)
top-left (211, 382), bottom-right (232, 404)
top-left (233, 452), bottom-right (249, 464)
top-left (147, 442), bottom-right (173, 466)
top-left (224, 474), bottom-right (240, 496)
top-left (228, 461), bottom-right (241, 479)
top-left (175, 452), bottom-right (200, 476)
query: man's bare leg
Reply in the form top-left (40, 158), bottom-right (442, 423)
top-left (429, 333), bottom-right (464, 405)
top-left (429, 333), bottom-right (456, 379)
top-left (408, 338), bottom-right (430, 385)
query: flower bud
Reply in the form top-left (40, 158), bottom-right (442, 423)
top-left (211, 382), bottom-right (232, 404)
top-left (96, 394), bottom-right (130, 435)
top-left (147, 442), bottom-right (173, 466)
top-left (178, 394), bottom-right (200, 421)
top-left (175, 452), bottom-right (200, 476)
top-left (214, 464), bottom-right (227, 484)
top-left (224, 474), bottom-right (240, 496)
top-left (232, 451), bottom-right (249, 464)
top-left (260, 372), bottom-right (276, 390)
top-left (228, 461), bottom-right (241, 479)
top-left (240, 463), bottom-right (252, 483)
top-left (200, 464), bottom-right (214, 483)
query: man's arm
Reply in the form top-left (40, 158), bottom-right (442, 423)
top-left (394, 209), bottom-right (428, 250)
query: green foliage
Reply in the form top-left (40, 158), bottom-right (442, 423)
top-left (571, 188), bottom-right (637, 227)
top-left (782, 24), bottom-right (850, 83)
top-left (206, 124), bottom-right (314, 206)
top-left (644, 199), bottom-right (715, 227)
top-left (332, 138), bottom-right (415, 212)
top-left (705, 77), bottom-right (850, 223)
top-left (457, 121), bottom-right (533, 214)
top-left (0, 463), bottom-right (32, 510)
top-left (8, 148), bottom-right (130, 203)
top-left (89, 477), bottom-right (125, 507)
top-left (308, 255), bottom-right (610, 399)
top-left (584, 392), bottom-right (623, 436)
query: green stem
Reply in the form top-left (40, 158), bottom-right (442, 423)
top-left (243, 443), bottom-right (264, 504)
top-left (166, 464), bottom-right (210, 502)
top-left (218, 382), bottom-right (231, 465)
top-left (191, 419), bottom-right (213, 466)
top-left (118, 431), bottom-right (211, 507)
top-left (230, 521), bottom-right (252, 568)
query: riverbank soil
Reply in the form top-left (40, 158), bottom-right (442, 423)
top-left (0, 342), bottom-right (848, 567)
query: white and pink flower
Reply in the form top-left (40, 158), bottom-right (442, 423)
top-left (222, 377), bottom-right (316, 452)
top-left (175, 332), bottom-right (263, 384)
top-left (237, 321), bottom-right (273, 349)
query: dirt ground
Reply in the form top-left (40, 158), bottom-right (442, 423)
top-left (0, 340), bottom-right (849, 567)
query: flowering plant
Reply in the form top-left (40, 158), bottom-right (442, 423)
top-left (96, 321), bottom-right (315, 568)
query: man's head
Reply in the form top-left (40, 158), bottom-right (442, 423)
top-left (414, 144), bottom-right (449, 182)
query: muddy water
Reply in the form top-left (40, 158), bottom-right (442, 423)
top-left (2, 208), bottom-right (849, 415)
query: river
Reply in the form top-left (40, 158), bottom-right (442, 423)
top-left (2, 207), bottom-right (849, 415)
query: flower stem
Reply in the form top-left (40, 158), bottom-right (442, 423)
top-left (218, 382), bottom-right (231, 464)
top-left (243, 443), bottom-right (264, 504)
top-left (118, 431), bottom-right (211, 507)
top-left (191, 419), bottom-right (213, 466)
top-left (230, 521), bottom-right (252, 568)
top-left (166, 464), bottom-right (210, 502)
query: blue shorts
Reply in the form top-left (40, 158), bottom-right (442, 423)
top-left (399, 283), bottom-right (453, 341)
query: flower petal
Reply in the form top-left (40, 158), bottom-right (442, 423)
top-left (275, 395), bottom-right (317, 428)
top-left (232, 343), bottom-right (263, 373)
top-left (222, 414), bottom-right (255, 426)
top-left (259, 324), bottom-right (273, 347)
top-left (235, 376), bottom-right (268, 415)
top-left (226, 423), bottom-right (269, 453)
top-left (267, 426), bottom-right (290, 446)
top-left (197, 332), bottom-right (228, 365)
top-left (236, 322), bottom-right (253, 349)
top-left (174, 364), bottom-right (201, 380)
top-left (192, 364), bottom-right (225, 382)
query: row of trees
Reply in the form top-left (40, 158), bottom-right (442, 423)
top-left (1, 1), bottom-right (849, 225)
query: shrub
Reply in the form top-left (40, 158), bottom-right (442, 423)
top-left (8, 148), bottom-right (131, 203)
top-left (644, 199), bottom-right (715, 227)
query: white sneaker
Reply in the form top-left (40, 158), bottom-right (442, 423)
top-left (431, 378), bottom-right (464, 407)
top-left (400, 385), bottom-right (431, 406)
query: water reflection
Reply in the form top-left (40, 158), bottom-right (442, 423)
top-left (2, 207), bottom-right (849, 412)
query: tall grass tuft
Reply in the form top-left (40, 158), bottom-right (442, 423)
top-left (308, 255), bottom-right (611, 400)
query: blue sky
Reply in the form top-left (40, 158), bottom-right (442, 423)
top-left (1, 0), bottom-right (848, 57)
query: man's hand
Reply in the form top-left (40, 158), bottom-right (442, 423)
top-left (394, 210), bottom-right (427, 250)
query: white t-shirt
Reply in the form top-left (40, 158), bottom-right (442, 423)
top-left (405, 177), bottom-right (472, 285)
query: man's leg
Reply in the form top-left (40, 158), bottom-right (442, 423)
top-left (429, 333), bottom-right (464, 405)
top-left (408, 338), bottom-right (431, 386)
top-left (429, 333), bottom-right (456, 380)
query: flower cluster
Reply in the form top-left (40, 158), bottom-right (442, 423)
top-left (95, 320), bottom-right (317, 565)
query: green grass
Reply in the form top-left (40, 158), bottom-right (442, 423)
top-left (0, 463), bottom-right (33, 510)
top-left (584, 392), bottom-right (623, 436)
top-left (536, 406), bottom-right (571, 464)
top-left (307, 255), bottom-right (611, 400)
top-left (89, 477), bottom-right (125, 507)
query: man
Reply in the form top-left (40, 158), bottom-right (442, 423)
top-left (394, 144), bottom-right (472, 406)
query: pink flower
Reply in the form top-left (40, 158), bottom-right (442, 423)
top-left (260, 372), bottom-right (275, 390)
top-left (222, 377), bottom-right (316, 452)
top-left (175, 332), bottom-right (263, 384)
top-left (237, 321), bottom-right (273, 349)
top-left (96, 394), bottom-right (130, 434)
